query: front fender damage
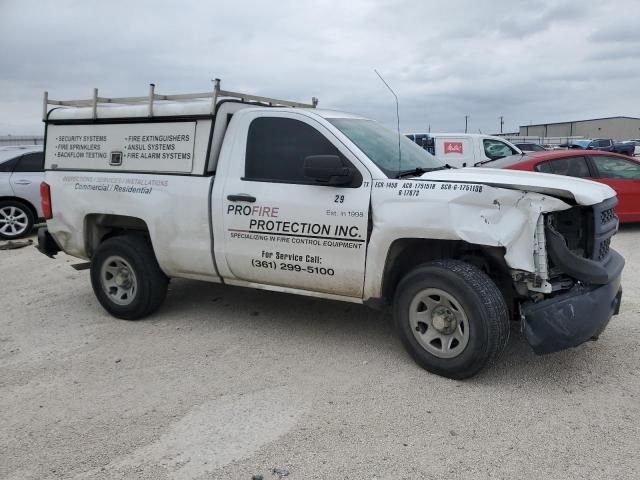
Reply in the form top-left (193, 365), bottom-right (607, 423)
top-left (369, 183), bottom-right (570, 274)
top-left (445, 189), bottom-right (570, 272)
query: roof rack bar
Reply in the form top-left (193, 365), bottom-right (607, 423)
top-left (217, 88), bottom-right (317, 109)
top-left (148, 84), bottom-right (155, 118)
top-left (42, 91), bottom-right (48, 121)
top-left (43, 78), bottom-right (319, 120)
top-left (96, 95), bottom-right (150, 104)
top-left (211, 78), bottom-right (220, 114)
top-left (48, 99), bottom-right (95, 106)
top-left (92, 88), bottom-right (98, 120)
top-left (48, 91), bottom-right (316, 108)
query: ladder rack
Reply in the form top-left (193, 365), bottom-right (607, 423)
top-left (43, 78), bottom-right (319, 120)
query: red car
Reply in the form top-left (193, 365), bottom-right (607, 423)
top-left (482, 150), bottom-right (640, 223)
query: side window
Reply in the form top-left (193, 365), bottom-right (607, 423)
top-left (13, 152), bottom-right (44, 172)
top-left (483, 139), bottom-right (517, 160)
top-left (535, 161), bottom-right (552, 174)
top-left (537, 156), bottom-right (590, 177)
top-left (592, 156), bottom-right (640, 180)
top-left (245, 117), bottom-right (345, 183)
top-left (0, 157), bottom-right (19, 173)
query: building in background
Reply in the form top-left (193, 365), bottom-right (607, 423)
top-left (519, 116), bottom-right (640, 140)
top-left (0, 135), bottom-right (44, 146)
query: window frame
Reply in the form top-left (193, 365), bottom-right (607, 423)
top-left (12, 152), bottom-right (45, 173)
top-left (588, 154), bottom-right (640, 180)
top-left (0, 156), bottom-right (19, 173)
top-left (534, 155), bottom-right (595, 178)
top-left (482, 139), bottom-right (518, 160)
top-left (242, 116), bottom-right (363, 188)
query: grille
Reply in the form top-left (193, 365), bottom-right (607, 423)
top-left (600, 208), bottom-right (617, 225)
top-left (597, 238), bottom-right (611, 261)
top-left (591, 198), bottom-right (618, 262)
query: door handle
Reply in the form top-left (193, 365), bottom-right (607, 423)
top-left (227, 194), bottom-right (256, 203)
top-left (14, 180), bottom-right (32, 185)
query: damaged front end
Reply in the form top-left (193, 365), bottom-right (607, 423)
top-left (518, 197), bottom-right (624, 354)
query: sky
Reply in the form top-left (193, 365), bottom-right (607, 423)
top-left (1, 0), bottom-right (639, 136)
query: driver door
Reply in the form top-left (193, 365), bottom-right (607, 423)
top-left (218, 112), bottom-right (372, 298)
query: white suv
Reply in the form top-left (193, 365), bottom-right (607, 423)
top-left (0, 145), bottom-right (44, 239)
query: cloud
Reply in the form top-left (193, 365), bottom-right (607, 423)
top-left (0, 0), bottom-right (639, 136)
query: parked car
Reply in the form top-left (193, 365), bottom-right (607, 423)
top-left (0, 145), bottom-right (44, 239)
top-left (480, 150), bottom-right (640, 222)
top-left (405, 133), bottom-right (522, 167)
top-left (570, 138), bottom-right (635, 156)
top-left (514, 142), bottom-right (547, 152)
top-left (625, 140), bottom-right (640, 156)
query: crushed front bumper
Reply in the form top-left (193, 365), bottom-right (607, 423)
top-left (522, 249), bottom-right (624, 355)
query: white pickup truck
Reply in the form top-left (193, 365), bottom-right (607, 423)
top-left (37, 81), bottom-right (624, 379)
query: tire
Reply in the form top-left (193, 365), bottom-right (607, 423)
top-left (394, 259), bottom-right (510, 379)
top-left (90, 235), bottom-right (168, 320)
top-left (0, 200), bottom-right (34, 240)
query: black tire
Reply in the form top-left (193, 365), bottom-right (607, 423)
top-left (394, 259), bottom-right (510, 379)
top-left (0, 200), bottom-right (34, 240)
top-left (90, 235), bottom-right (168, 320)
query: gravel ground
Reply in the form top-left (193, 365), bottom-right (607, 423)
top-left (1, 227), bottom-right (639, 480)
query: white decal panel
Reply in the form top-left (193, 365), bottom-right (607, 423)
top-left (221, 182), bottom-right (370, 298)
top-left (46, 122), bottom-right (196, 173)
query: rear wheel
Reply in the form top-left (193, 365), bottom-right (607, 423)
top-left (90, 235), bottom-right (168, 320)
top-left (0, 200), bottom-right (34, 240)
top-left (394, 260), bottom-right (510, 379)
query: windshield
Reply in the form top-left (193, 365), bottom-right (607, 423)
top-left (516, 143), bottom-right (546, 152)
top-left (571, 140), bottom-right (591, 149)
top-left (328, 118), bottom-right (443, 177)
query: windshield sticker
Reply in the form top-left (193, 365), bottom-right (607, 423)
top-left (373, 180), bottom-right (483, 195)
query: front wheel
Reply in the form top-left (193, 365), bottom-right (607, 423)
top-left (90, 235), bottom-right (168, 320)
top-left (394, 260), bottom-right (510, 379)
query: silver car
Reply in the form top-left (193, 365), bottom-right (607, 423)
top-left (0, 145), bottom-right (44, 239)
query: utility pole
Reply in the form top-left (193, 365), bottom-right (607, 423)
top-left (464, 115), bottom-right (469, 133)
top-left (499, 116), bottom-right (504, 134)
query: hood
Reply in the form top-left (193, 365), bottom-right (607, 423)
top-left (419, 167), bottom-right (615, 205)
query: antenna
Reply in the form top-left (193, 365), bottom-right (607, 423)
top-left (374, 69), bottom-right (401, 170)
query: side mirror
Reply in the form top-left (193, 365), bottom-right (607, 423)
top-left (304, 155), bottom-right (353, 186)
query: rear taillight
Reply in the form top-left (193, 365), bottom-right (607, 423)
top-left (40, 182), bottom-right (52, 219)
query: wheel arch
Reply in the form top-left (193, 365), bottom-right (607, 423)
top-left (379, 238), bottom-right (513, 307)
top-left (84, 213), bottom-right (151, 259)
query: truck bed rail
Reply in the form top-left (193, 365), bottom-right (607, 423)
top-left (43, 79), bottom-right (319, 120)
